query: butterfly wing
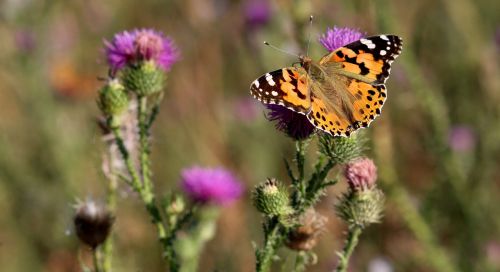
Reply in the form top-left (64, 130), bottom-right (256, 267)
top-left (250, 67), bottom-right (311, 113)
top-left (307, 79), bottom-right (387, 136)
top-left (319, 35), bottom-right (403, 84)
top-left (307, 35), bottom-right (402, 136)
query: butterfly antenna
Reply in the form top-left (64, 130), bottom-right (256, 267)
top-left (305, 15), bottom-right (314, 57)
top-left (263, 41), bottom-right (300, 58)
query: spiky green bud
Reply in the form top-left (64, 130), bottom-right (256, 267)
top-left (97, 79), bottom-right (129, 116)
top-left (253, 178), bottom-right (293, 217)
top-left (122, 60), bottom-right (165, 97)
top-left (319, 133), bottom-right (365, 164)
top-left (335, 188), bottom-right (385, 228)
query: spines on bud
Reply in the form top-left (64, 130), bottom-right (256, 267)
top-left (252, 178), bottom-right (292, 217)
top-left (319, 133), bottom-right (365, 164)
top-left (122, 61), bottom-right (165, 97)
top-left (335, 189), bottom-right (385, 228)
top-left (97, 79), bottom-right (129, 117)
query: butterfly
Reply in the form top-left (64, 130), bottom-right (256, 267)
top-left (250, 35), bottom-right (403, 137)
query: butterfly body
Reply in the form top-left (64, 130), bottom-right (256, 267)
top-left (251, 35), bottom-right (402, 137)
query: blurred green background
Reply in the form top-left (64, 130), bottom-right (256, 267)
top-left (1, 0), bottom-right (499, 271)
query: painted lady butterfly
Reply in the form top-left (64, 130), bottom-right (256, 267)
top-left (250, 35), bottom-right (403, 137)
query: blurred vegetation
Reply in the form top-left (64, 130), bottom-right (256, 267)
top-left (0, 0), bottom-right (499, 271)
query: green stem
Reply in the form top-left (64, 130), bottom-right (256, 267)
top-left (138, 97), bottom-right (152, 194)
top-left (334, 226), bottom-right (362, 272)
top-left (256, 219), bottom-right (283, 272)
top-left (109, 116), bottom-right (175, 269)
top-left (93, 248), bottom-right (102, 272)
top-left (102, 155), bottom-right (117, 272)
top-left (109, 121), bottom-right (142, 192)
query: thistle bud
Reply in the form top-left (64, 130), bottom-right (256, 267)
top-left (252, 178), bottom-right (292, 217)
top-left (97, 79), bottom-right (129, 116)
top-left (286, 208), bottom-right (328, 251)
top-left (319, 134), bottom-right (365, 164)
top-left (74, 200), bottom-right (115, 249)
top-left (122, 61), bottom-right (165, 97)
top-left (335, 188), bottom-right (385, 228)
top-left (345, 158), bottom-right (377, 191)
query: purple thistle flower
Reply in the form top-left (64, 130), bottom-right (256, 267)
top-left (105, 28), bottom-right (179, 73)
top-left (448, 125), bottom-right (476, 152)
top-left (344, 158), bottom-right (378, 191)
top-left (266, 104), bottom-right (316, 140)
top-left (181, 166), bottom-right (244, 206)
top-left (319, 26), bottom-right (364, 52)
top-left (243, 0), bottom-right (271, 29)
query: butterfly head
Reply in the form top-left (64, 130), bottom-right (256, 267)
top-left (299, 55), bottom-right (312, 71)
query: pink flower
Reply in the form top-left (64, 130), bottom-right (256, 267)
top-left (344, 158), bottom-right (378, 191)
top-left (180, 167), bottom-right (244, 206)
top-left (319, 26), bottom-right (364, 52)
top-left (104, 28), bottom-right (179, 73)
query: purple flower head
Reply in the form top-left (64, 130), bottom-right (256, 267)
top-left (105, 28), bottom-right (180, 73)
top-left (243, 0), bottom-right (271, 29)
top-left (266, 104), bottom-right (316, 140)
top-left (344, 158), bottom-right (378, 191)
top-left (14, 30), bottom-right (36, 53)
top-left (319, 26), bottom-right (364, 52)
top-left (448, 125), bottom-right (476, 152)
top-left (234, 97), bottom-right (260, 122)
top-left (181, 166), bottom-right (244, 206)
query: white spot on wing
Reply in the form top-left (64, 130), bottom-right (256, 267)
top-left (265, 73), bottom-right (276, 86)
top-left (380, 35), bottom-right (389, 40)
top-left (271, 91), bottom-right (278, 96)
top-left (254, 80), bottom-right (259, 88)
top-left (380, 50), bottom-right (387, 56)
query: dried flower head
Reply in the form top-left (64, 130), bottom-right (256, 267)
top-left (266, 104), bottom-right (316, 140)
top-left (286, 208), bottom-right (328, 251)
top-left (344, 158), bottom-right (378, 191)
top-left (319, 26), bottom-right (364, 52)
top-left (105, 28), bottom-right (179, 73)
top-left (74, 199), bottom-right (114, 249)
top-left (180, 166), bottom-right (244, 206)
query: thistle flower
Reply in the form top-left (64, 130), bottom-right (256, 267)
top-left (336, 189), bottom-right (385, 228)
top-left (319, 26), bottom-right (364, 52)
top-left (105, 28), bottom-right (179, 73)
top-left (180, 167), bottom-right (244, 206)
top-left (252, 178), bottom-right (292, 216)
top-left (266, 104), bottom-right (316, 140)
top-left (286, 208), bottom-right (328, 251)
top-left (336, 159), bottom-right (384, 228)
top-left (243, 0), bottom-right (271, 30)
top-left (344, 158), bottom-right (378, 191)
top-left (73, 199), bottom-right (114, 249)
top-left (319, 133), bottom-right (365, 164)
top-left (448, 125), bottom-right (476, 152)
top-left (97, 78), bottom-right (129, 118)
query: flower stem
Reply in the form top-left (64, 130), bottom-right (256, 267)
top-left (334, 226), bottom-right (362, 272)
top-left (256, 218), bottom-right (283, 272)
top-left (138, 96), bottom-right (152, 194)
top-left (109, 117), bottom-right (175, 269)
top-left (93, 248), bottom-right (102, 272)
top-left (109, 120), bottom-right (142, 192)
